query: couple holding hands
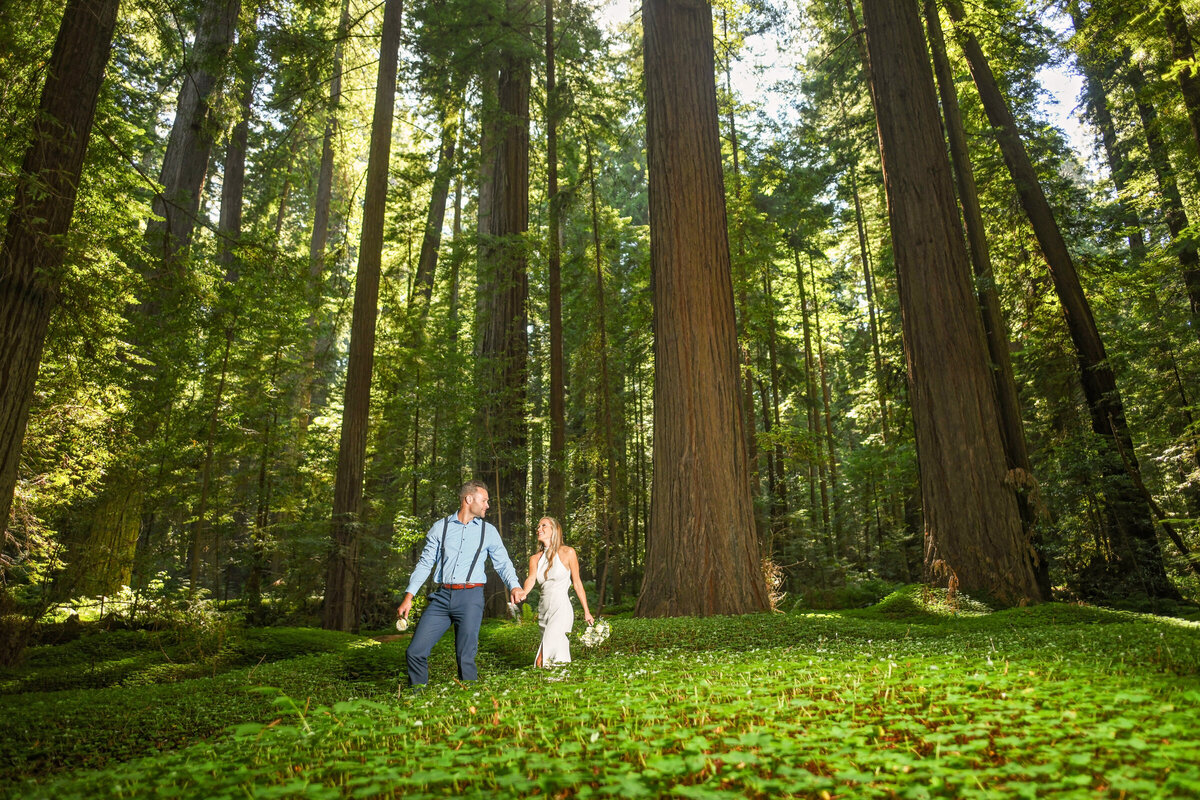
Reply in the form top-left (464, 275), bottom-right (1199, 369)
top-left (397, 479), bottom-right (595, 687)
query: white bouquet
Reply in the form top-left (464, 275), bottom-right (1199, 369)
top-left (579, 618), bottom-right (610, 647)
top-left (395, 617), bottom-right (409, 632)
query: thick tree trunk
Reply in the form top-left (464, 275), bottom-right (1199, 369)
top-left (143, 0), bottom-right (240, 289)
top-left (476, 5), bottom-right (531, 618)
top-left (1160, 0), bottom-right (1200, 161)
top-left (324, 0), bottom-right (404, 632)
top-left (722, 12), bottom-right (765, 545)
top-left (547, 0), bottom-right (566, 524)
top-left (924, 0), bottom-right (1049, 598)
top-left (945, 0), bottom-right (1176, 600)
top-left (863, 0), bottom-right (1041, 605)
top-left (636, 0), bottom-right (768, 618)
top-left (0, 0), bottom-right (119, 537)
top-left (218, 65), bottom-right (253, 278)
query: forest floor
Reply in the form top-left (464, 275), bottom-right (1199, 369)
top-left (2, 587), bottom-right (1199, 799)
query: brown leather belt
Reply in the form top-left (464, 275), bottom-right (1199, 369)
top-left (442, 583), bottom-right (484, 590)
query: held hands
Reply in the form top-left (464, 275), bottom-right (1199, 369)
top-left (510, 587), bottom-right (527, 604)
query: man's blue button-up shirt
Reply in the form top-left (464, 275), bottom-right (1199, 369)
top-left (405, 514), bottom-right (520, 596)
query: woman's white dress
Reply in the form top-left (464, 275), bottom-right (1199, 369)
top-left (535, 552), bottom-right (573, 665)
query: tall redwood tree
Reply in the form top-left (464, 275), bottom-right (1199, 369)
top-left (475, 0), bottom-right (532, 618)
top-left (636, 0), bottom-right (768, 618)
top-left (0, 0), bottom-right (120, 537)
top-left (324, 0), bottom-right (405, 631)
top-left (863, 0), bottom-right (1041, 605)
top-left (945, 0), bottom-right (1177, 600)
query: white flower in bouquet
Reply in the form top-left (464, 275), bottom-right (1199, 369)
top-left (579, 618), bottom-right (610, 647)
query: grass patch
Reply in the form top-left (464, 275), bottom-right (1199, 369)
top-left (3, 599), bottom-right (1198, 798)
top-left (0, 630), bottom-right (397, 781)
top-left (0, 626), bottom-right (361, 694)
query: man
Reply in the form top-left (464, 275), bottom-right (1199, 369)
top-left (398, 480), bottom-right (525, 687)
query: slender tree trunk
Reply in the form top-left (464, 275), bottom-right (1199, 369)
top-left (1068, 8), bottom-right (1145, 257)
top-left (810, 261), bottom-right (841, 555)
top-left (245, 355), bottom-right (279, 623)
top-left (755, 374), bottom-right (777, 553)
top-left (410, 115), bottom-right (458, 315)
top-left (411, 377), bottom-right (421, 516)
top-left (636, 0), bottom-right (768, 617)
top-left (449, 175), bottom-right (463, 340)
top-left (924, 0), bottom-right (1049, 598)
top-left (324, 0), bottom-right (404, 632)
top-left (763, 266), bottom-right (787, 545)
top-left (190, 330), bottom-right (232, 589)
top-left (0, 0), bottom-right (119, 537)
top-left (842, 131), bottom-right (890, 446)
top-left (588, 138), bottom-right (620, 611)
top-left (477, 2), bottom-right (532, 617)
top-left (298, 0), bottom-right (351, 433)
top-left (795, 251), bottom-right (822, 535)
top-left (946, 0), bottom-right (1176, 599)
top-left (864, 0), bottom-right (1041, 605)
top-left (547, 0), bottom-right (566, 523)
top-left (633, 360), bottom-right (649, 570)
top-left (308, 0), bottom-right (350, 288)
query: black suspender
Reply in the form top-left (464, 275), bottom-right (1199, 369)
top-left (466, 520), bottom-right (487, 583)
top-left (435, 516), bottom-right (450, 583)
top-left (436, 515), bottom-right (488, 585)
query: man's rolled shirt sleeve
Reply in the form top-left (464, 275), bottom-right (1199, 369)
top-left (484, 525), bottom-right (521, 590)
top-left (404, 520), bottom-right (443, 596)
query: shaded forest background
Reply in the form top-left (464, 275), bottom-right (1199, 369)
top-left (3, 0), bottom-right (1200, 655)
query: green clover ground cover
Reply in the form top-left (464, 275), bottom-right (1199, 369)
top-left (3, 596), bottom-right (1199, 799)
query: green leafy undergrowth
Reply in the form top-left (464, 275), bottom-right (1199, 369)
top-left (0, 636), bottom-right (407, 781)
top-left (11, 642), bottom-right (1199, 799)
top-left (486, 599), bottom-right (1200, 677)
top-left (5, 603), bottom-right (1198, 799)
top-left (0, 626), bottom-right (361, 694)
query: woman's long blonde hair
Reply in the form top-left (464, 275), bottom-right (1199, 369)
top-left (539, 517), bottom-right (564, 574)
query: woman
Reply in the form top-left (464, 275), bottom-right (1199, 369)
top-left (521, 517), bottom-right (594, 666)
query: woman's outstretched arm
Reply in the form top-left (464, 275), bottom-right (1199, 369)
top-left (565, 548), bottom-right (595, 624)
top-left (521, 553), bottom-right (540, 597)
